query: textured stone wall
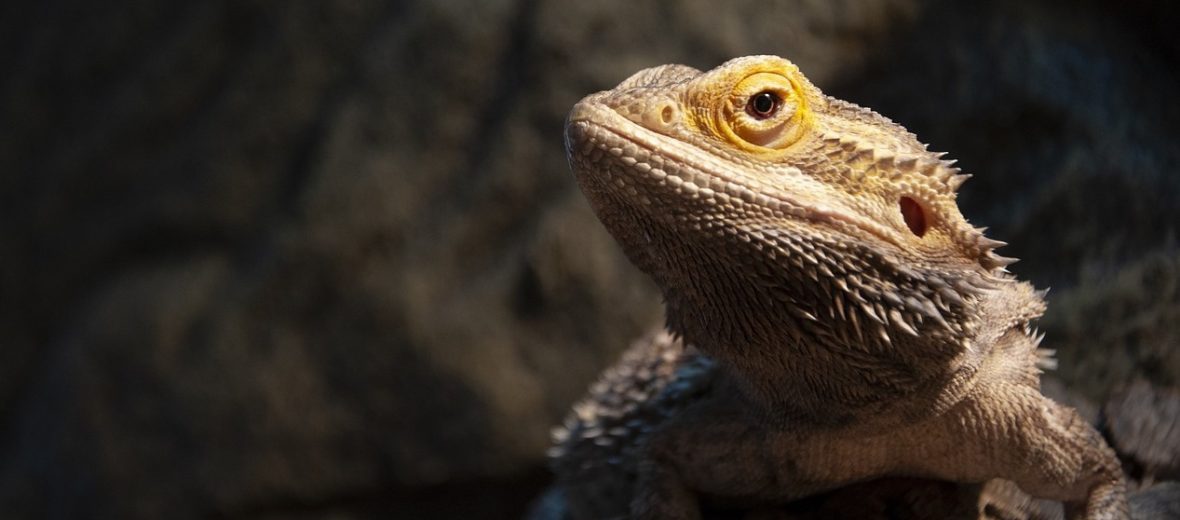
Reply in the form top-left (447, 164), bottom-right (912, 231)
top-left (0, 0), bottom-right (1176, 518)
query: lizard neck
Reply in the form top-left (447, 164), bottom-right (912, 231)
top-left (657, 234), bottom-right (1045, 432)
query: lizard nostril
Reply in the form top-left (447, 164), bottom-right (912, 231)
top-left (899, 196), bottom-right (928, 237)
top-left (644, 101), bottom-right (679, 130)
top-left (660, 104), bottom-right (676, 125)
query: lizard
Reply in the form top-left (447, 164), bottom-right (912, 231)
top-left (548, 55), bottom-right (1129, 519)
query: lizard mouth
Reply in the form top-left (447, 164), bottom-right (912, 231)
top-left (565, 101), bottom-right (908, 252)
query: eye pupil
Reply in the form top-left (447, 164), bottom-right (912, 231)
top-left (748, 91), bottom-right (779, 118)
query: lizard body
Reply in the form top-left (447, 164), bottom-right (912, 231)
top-left (552, 56), bottom-right (1128, 519)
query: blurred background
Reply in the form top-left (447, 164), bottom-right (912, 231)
top-left (1, 0), bottom-right (1177, 518)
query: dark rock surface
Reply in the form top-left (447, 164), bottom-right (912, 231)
top-left (1105, 379), bottom-right (1180, 484)
top-left (0, 0), bottom-right (1176, 518)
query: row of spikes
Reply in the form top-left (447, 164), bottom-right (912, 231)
top-left (816, 135), bottom-right (1019, 272)
top-left (820, 135), bottom-right (972, 192)
top-left (736, 220), bottom-right (1006, 352)
top-left (743, 208), bottom-right (1039, 343)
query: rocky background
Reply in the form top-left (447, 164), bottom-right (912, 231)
top-left (0, 0), bottom-right (1176, 518)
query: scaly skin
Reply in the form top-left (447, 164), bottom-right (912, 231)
top-left (557, 56), bottom-right (1128, 519)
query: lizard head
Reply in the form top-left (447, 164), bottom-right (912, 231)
top-left (566, 56), bottom-right (1044, 370)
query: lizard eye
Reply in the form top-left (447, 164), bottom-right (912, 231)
top-left (899, 196), bottom-right (928, 237)
top-left (721, 71), bottom-right (808, 150)
top-left (747, 91), bottom-right (780, 119)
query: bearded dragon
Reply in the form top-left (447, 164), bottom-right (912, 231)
top-left (550, 56), bottom-right (1129, 519)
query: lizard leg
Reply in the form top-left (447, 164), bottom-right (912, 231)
top-left (930, 382), bottom-right (1128, 520)
top-left (631, 403), bottom-right (758, 520)
top-left (632, 454), bottom-right (702, 520)
top-left (630, 397), bottom-right (857, 520)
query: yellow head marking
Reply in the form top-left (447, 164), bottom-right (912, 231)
top-left (686, 58), bottom-right (813, 153)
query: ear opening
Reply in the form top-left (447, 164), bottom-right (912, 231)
top-left (899, 196), bottom-right (928, 237)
